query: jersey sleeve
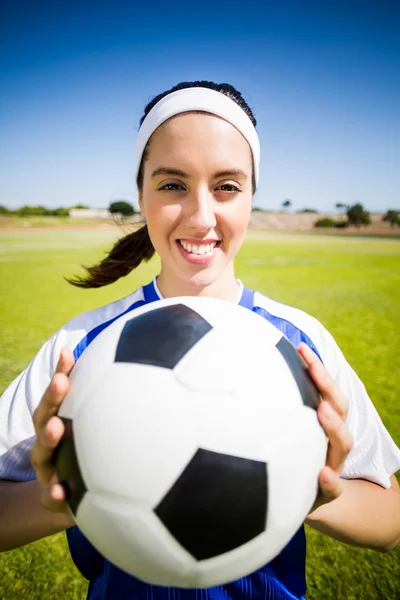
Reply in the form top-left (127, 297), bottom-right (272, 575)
top-left (0, 316), bottom-right (89, 482)
top-left (0, 333), bottom-right (61, 481)
top-left (0, 288), bottom-right (144, 483)
top-left (316, 325), bottom-right (400, 488)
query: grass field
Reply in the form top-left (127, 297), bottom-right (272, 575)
top-left (0, 228), bottom-right (399, 600)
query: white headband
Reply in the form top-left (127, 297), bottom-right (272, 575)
top-left (134, 87), bottom-right (260, 188)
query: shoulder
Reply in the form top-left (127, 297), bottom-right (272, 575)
top-left (52, 286), bottom-right (146, 359)
top-left (0, 285), bottom-right (146, 447)
top-left (10, 286), bottom-right (146, 380)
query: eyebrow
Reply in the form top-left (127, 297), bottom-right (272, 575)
top-left (151, 168), bottom-right (188, 179)
top-left (151, 168), bottom-right (248, 180)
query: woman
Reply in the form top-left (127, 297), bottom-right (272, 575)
top-left (1, 80), bottom-right (399, 600)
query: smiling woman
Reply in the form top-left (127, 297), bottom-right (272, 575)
top-left (67, 81), bottom-right (257, 294)
top-left (0, 80), bottom-right (400, 600)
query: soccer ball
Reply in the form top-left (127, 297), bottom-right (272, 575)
top-left (56, 296), bottom-right (327, 588)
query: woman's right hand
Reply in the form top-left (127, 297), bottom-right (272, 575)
top-left (30, 348), bottom-right (75, 520)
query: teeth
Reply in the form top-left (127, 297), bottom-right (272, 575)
top-left (180, 240), bottom-right (217, 255)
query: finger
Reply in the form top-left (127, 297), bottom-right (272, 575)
top-left (319, 401), bottom-right (353, 472)
top-left (55, 348), bottom-right (75, 376)
top-left (32, 371), bottom-right (70, 434)
top-left (32, 348), bottom-right (74, 433)
top-left (40, 481), bottom-right (69, 513)
top-left (41, 415), bottom-right (65, 448)
top-left (298, 343), bottom-right (348, 420)
top-left (30, 416), bottom-right (65, 485)
top-left (318, 466), bottom-right (344, 501)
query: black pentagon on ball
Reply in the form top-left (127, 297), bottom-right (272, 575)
top-left (54, 418), bottom-right (86, 515)
top-left (154, 448), bottom-right (268, 561)
top-left (115, 304), bottom-right (212, 369)
top-left (276, 337), bottom-right (320, 410)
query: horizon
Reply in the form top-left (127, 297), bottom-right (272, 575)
top-left (0, 203), bottom-right (394, 217)
top-left (1, 1), bottom-right (399, 213)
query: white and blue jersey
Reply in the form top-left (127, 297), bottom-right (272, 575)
top-left (1, 279), bottom-right (399, 600)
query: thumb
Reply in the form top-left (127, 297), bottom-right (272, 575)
top-left (40, 474), bottom-right (70, 515)
top-left (318, 466), bottom-right (344, 502)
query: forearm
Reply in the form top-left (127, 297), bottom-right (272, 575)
top-left (0, 479), bottom-right (74, 552)
top-left (306, 477), bottom-right (400, 551)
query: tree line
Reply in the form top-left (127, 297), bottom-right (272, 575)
top-left (275, 200), bottom-right (399, 228)
top-left (1, 200), bottom-right (399, 227)
top-left (0, 203), bottom-right (90, 217)
top-left (318, 204), bottom-right (399, 228)
top-left (0, 201), bottom-right (136, 217)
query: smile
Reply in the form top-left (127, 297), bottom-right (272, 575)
top-left (178, 240), bottom-right (219, 255)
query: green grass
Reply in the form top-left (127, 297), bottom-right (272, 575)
top-left (0, 228), bottom-right (399, 600)
top-left (0, 215), bottom-right (119, 228)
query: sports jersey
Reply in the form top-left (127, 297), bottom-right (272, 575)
top-left (1, 279), bottom-right (399, 600)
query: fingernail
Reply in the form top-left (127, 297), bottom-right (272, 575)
top-left (323, 470), bottom-right (334, 485)
top-left (51, 484), bottom-right (64, 501)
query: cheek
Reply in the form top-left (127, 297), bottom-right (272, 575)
top-left (225, 200), bottom-right (252, 237)
top-left (145, 199), bottom-right (183, 236)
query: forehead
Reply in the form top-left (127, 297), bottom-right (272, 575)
top-left (147, 113), bottom-right (252, 165)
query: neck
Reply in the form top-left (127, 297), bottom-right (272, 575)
top-left (156, 268), bottom-right (240, 303)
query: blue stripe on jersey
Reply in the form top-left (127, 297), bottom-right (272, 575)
top-left (73, 299), bottom-right (145, 362)
top-left (251, 306), bottom-right (322, 362)
top-left (238, 285), bottom-right (255, 311)
top-left (72, 281), bottom-right (163, 362)
top-left (68, 282), bottom-right (312, 600)
top-left (143, 279), bottom-right (162, 304)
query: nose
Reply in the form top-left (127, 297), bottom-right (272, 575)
top-left (186, 188), bottom-right (217, 231)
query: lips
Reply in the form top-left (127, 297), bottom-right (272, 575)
top-left (176, 239), bottom-right (221, 265)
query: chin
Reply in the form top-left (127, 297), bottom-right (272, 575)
top-left (184, 270), bottom-right (220, 291)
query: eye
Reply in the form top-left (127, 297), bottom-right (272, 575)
top-left (158, 183), bottom-right (185, 191)
top-left (216, 183), bottom-right (241, 193)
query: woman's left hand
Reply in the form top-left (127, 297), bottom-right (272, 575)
top-left (297, 343), bottom-right (354, 512)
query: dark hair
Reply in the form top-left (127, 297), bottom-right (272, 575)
top-left (68, 81), bottom-right (257, 289)
top-left (136, 81), bottom-right (257, 191)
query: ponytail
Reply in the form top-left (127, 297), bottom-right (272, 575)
top-left (67, 225), bottom-right (155, 288)
top-left (68, 80), bottom-right (256, 290)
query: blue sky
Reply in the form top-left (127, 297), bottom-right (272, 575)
top-left (1, 0), bottom-right (399, 213)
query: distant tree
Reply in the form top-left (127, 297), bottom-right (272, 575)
top-left (0, 205), bottom-right (10, 214)
top-left (313, 218), bottom-right (348, 229)
top-left (297, 208), bottom-right (319, 213)
top-left (314, 217), bottom-right (337, 228)
top-left (382, 209), bottom-right (400, 228)
top-left (335, 202), bottom-right (347, 212)
top-left (109, 201), bottom-right (135, 217)
top-left (335, 220), bottom-right (349, 229)
top-left (8, 205), bottom-right (70, 217)
top-left (346, 203), bottom-right (370, 227)
top-left (252, 206), bottom-right (264, 212)
top-left (17, 205), bottom-right (47, 216)
top-left (71, 204), bottom-right (89, 209)
top-left (282, 199), bottom-right (292, 211)
top-left (51, 207), bottom-right (70, 216)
